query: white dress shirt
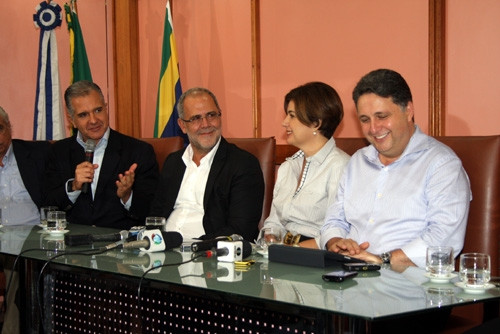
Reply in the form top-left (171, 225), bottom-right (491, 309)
top-left (262, 138), bottom-right (350, 247)
top-left (165, 138), bottom-right (221, 239)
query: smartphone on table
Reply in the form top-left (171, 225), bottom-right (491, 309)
top-left (342, 262), bottom-right (381, 272)
top-left (322, 270), bottom-right (358, 282)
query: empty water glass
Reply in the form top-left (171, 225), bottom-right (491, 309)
top-left (426, 246), bottom-right (454, 277)
top-left (459, 253), bottom-right (491, 287)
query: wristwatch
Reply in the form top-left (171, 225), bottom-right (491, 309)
top-left (380, 252), bottom-right (392, 264)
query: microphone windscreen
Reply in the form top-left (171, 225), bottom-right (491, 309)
top-left (163, 231), bottom-right (183, 250)
top-left (65, 234), bottom-right (93, 246)
top-left (242, 240), bottom-right (252, 259)
top-left (85, 139), bottom-right (96, 153)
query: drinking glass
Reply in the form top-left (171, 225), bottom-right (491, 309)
top-left (145, 216), bottom-right (166, 231)
top-left (257, 227), bottom-right (282, 252)
top-left (40, 206), bottom-right (58, 228)
top-left (426, 246), bottom-right (454, 277)
top-left (46, 211), bottom-right (67, 232)
top-left (459, 253), bottom-right (491, 287)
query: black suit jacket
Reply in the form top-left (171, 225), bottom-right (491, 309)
top-left (150, 137), bottom-right (264, 241)
top-left (44, 129), bottom-right (159, 229)
top-left (11, 139), bottom-right (51, 208)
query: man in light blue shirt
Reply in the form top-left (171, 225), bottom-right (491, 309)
top-left (0, 106), bottom-right (49, 226)
top-left (0, 106), bottom-right (50, 334)
top-left (320, 69), bottom-right (471, 267)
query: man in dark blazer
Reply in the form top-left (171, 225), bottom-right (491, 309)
top-left (44, 81), bottom-right (158, 229)
top-left (150, 87), bottom-right (264, 242)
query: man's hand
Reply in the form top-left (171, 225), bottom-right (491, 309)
top-left (73, 162), bottom-right (98, 191)
top-left (116, 163), bottom-right (137, 203)
top-left (326, 237), bottom-right (370, 255)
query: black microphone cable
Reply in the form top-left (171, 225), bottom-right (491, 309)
top-left (36, 247), bottom-right (111, 333)
top-left (136, 251), bottom-right (206, 325)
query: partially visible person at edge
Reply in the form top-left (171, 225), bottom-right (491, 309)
top-left (320, 69), bottom-right (471, 267)
top-left (0, 106), bottom-right (50, 334)
top-left (149, 87), bottom-right (264, 242)
top-left (0, 106), bottom-right (49, 226)
top-left (259, 82), bottom-right (349, 249)
top-left (44, 80), bottom-right (159, 229)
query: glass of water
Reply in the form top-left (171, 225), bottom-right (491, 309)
top-left (459, 253), bottom-right (491, 287)
top-left (46, 211), bottom-right (67, 232)
top-left (40, 206), bottom-right (58, 228)
top-left (426, 246), bottom-right (454, 277)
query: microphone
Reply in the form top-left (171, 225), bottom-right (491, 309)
top-left (122, 230), bottom-right (183, 252)
top-left (191, 234), bottom-right (243, 252)
top-left (81, 139), bottom-right (96, 194)
top-left (204, 240), bottom-right (252, 262)
top-left (65, 230), bottom-right (130, 246)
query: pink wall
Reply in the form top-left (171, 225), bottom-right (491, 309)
top-left (0, 0), bottom-right (112, 140)
top-left (1, 1), bottom-right (499, 142)
top-left (445, 0), bottom-right (500, 135)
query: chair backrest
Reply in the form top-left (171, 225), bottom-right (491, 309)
top-left (226, 137), bottom-right (276, 229)
top-left (275, 137), bottom-right (369, 165)
top-left (334, 137), bottom-right (370, 156)
top-left (436, 135), bottom-right (500, 276)
top-left (140, 137), bottom-right (185, 171)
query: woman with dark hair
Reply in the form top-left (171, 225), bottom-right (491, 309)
top-left (260, 82), bottom-right (350, 249)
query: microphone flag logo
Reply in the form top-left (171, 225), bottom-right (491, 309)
top-left (151, 232), bottom-right (163, 245)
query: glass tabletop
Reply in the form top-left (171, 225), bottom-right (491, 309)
top-left (4, 223), bottom-right (500, 321)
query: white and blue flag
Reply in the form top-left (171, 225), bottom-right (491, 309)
top-left (33, 1), bottom-right (65, 140)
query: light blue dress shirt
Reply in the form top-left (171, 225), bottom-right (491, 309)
top-left (320, 126), bottom-right (471, 267)
top-left (0, 144), bottom-right (40, 225)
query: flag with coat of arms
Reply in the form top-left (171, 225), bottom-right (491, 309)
top-left (33, 0), bottom-right (65, 140)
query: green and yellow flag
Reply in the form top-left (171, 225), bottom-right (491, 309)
top-left (154, 0), bottom-right (185, 140)
top-left (64, 0), bottom-right (92, 83)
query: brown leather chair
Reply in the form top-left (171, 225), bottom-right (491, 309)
top-left (335, 137), bottom-right (370, 156)
top-left (275, 137), bottom-right (369, 165)
top-left (436, 135), bottom-right (500, 333)
top-left (226, 137), bottom-right (276, 230)
top-left (435, 136), bottom-right (500, 277)
top-left (140, 137), bottom-right (184, 171)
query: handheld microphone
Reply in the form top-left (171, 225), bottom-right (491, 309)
top-left (191, 234), bottom-right (243, 252)
top-left (65, 230), bottom-right (130, 246)
top-left (204, 240), bottom-right (252, 262)
top-left (81, 139), bottom-right (96, 194)
top-left (122, 230), bottom-right (183, 252)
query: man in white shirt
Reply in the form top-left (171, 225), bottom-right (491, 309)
top-left (150, 87), bottom-right (264, 241)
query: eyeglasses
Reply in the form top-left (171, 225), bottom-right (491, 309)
top-left (181, 111), bottom-right (221, 125)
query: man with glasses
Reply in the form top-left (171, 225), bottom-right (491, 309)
top-left (150, 87), bottom-right (264, 242)
top-left (44, 80), bottom-right (159, 229)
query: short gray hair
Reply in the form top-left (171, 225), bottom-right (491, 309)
top-left (0, 106), bottom-right (11, 128)
top-left (64, 80), bottom-right (105, 117)
top-left (177, 87), bottom-right (221, 119)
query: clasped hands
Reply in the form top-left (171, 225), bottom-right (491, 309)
top-left (72, 161), bottom-right (137, 203)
